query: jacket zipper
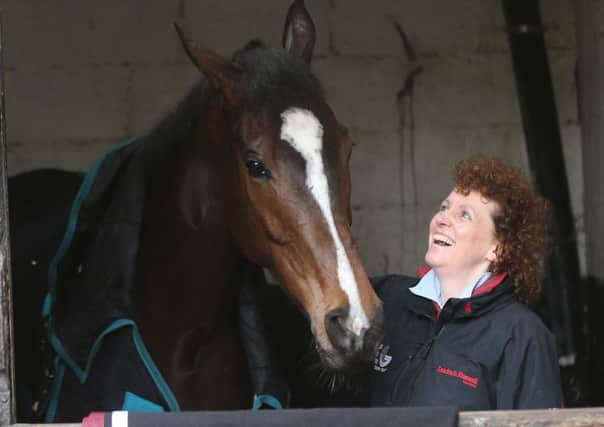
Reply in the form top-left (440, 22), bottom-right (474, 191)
top-left (389, 319), bottom-right (447, 404)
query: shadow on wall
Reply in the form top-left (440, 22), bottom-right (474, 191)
top-left (555, 276), bottom-right (604, 407)
top-left (585, 277), bottom-right (604, 406)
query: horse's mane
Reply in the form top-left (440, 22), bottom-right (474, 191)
top-left (234, 39), bottom-right (324, 113)
top-left (149, 39), bottom-right (324, 145)
top-left (141, 40), bottom-right (324, 176)
top-left (143, 79), bottom-right (211, 163)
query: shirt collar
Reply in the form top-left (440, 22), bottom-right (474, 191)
top-left (409, 269), bottom-right (492, 308)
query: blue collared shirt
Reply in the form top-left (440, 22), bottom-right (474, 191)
top-left (409, 269), bottom-right (492, 308)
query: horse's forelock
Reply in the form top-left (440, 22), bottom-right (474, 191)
top-left (233, 42), bottom-right (324, 114)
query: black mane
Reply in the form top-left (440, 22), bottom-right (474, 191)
top-left (234, 39), bottom-right (324, 113)
top-left (145, 39), bottom-right (324, 162)
top-left (146, 78), bottom-right (211, 155)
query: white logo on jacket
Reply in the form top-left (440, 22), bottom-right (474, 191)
top-left (373, 343), bottom-right (392, 372)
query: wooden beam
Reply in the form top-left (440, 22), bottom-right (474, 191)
top-left (0, 11), bottom-right (16, 426)
top-left (8, 408), bottom-right (604, 426)
top-left (459, 407), bottom-right (604, 426)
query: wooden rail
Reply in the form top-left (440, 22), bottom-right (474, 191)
top-left (10, 407), bottom-right (604, 426)
top-left (459, 407), bottom-right (604, 426)
top-left (13, 425), bottom-right (80, 427)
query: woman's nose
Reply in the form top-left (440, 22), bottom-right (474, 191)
top-left (436, 210), bottom-right (451, 226)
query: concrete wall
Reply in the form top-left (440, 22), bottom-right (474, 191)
top-left (0, 0), bottom-right (582, 278)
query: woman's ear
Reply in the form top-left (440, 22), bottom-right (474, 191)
top-left (486, 243), bottom-right (499, 263)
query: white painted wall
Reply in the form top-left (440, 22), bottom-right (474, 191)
top-left (0, 0), bottom-right (582, 277)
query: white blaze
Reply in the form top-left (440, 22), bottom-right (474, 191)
top-left (280, 107), bottom-right (368, 335)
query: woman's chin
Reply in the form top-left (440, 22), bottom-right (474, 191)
top-left (425, 246), bottom-right (453, 268)
top-left (424, 253), bottom-right (440, 268)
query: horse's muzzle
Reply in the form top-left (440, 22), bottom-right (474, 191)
top-left (323, 305), bottom-right (384, 370)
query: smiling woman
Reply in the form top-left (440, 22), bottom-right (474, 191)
top-left (369, 156), bottom-right (562, 410)
top-left (425, 189), bottom-right (500, 304)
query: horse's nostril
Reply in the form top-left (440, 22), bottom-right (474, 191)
top-left (325, 308), bottom-right (355, 352)
top-left (325, 308), bottom-right (347, 328)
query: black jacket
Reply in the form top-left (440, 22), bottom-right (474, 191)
top-left (370, 272), bottom-right (563, 410)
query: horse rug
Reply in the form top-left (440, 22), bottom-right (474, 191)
top-left (43, 138), bottom-right (180, 422)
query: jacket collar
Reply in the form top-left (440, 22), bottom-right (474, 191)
top-left (407, 267), bottom-right (512, 320)
top-left (410, 269), bottom-right (495, 308)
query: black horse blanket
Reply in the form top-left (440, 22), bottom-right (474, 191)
top-left (43, 139), bottom-right (180, 422)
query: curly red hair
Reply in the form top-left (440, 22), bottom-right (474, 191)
top-left (453, 157), bottom-right (551, 303)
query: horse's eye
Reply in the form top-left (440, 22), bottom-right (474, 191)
top-left (245, 159), bottom-right (272, 179)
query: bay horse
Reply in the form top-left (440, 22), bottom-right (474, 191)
top-left (20, 0), bottom-right (383, 420)
top-left (140, 4), bottom-right (383, 408)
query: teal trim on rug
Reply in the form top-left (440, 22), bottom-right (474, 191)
top-left (122, 391), bottom-right (165, 412)
top-left (131, 326), bottom-right (180, 411)
top-left (50, 318), bottom-right (135, 382)
top-left (45, 138), bottom-right (137, 375)
top-left (46, 318), bottom-right (180, 417)
top-left (44, 356), bottom-right (65, 423)
top-left (45, 139), bottom-right (137, 321)
top-left (41, 292), bottom-right (51, 319)
top-left (252, 394), bottom-right (284, 410)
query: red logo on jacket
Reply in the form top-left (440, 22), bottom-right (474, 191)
top-left (436, 365), bottom-right (478, 388)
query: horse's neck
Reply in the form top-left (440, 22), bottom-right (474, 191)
top-left (134, 145), bottom-right (244, 325)
top-left (130, 98), bottom-right (253, 409)
top-left (132, 148), bottom-right (254, 407)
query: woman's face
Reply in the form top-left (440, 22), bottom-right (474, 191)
top-left (425, 189), bottom-right (500, 277)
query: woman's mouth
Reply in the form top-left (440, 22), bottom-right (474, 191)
top-left (433, 233), bottom-right (454, 247)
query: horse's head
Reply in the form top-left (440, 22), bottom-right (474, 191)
top-left (175, 0), bottom-right (383, 372)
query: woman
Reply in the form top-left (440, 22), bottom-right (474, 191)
top-left (370, 157), bottom-right (563, 409)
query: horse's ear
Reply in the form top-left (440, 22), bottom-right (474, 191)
top-left (174, 23), bottom-right (243, 106)
top-left (282, 0), bottom-right (316, 64)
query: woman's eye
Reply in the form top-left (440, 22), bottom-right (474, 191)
top-left (245, 159), bottom-right (272, 179)
top-left (461, 211), bottom-right (472, 220)
top-left (439, 204), bottom-right (447, 212)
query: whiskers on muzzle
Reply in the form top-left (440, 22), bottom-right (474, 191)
top-left (302, 339), bottom-right (371, 397)
top-left (323, 305), bottom-right (384, 370)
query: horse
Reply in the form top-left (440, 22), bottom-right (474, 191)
top-left (10, 0), bottom-right (383, 421)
